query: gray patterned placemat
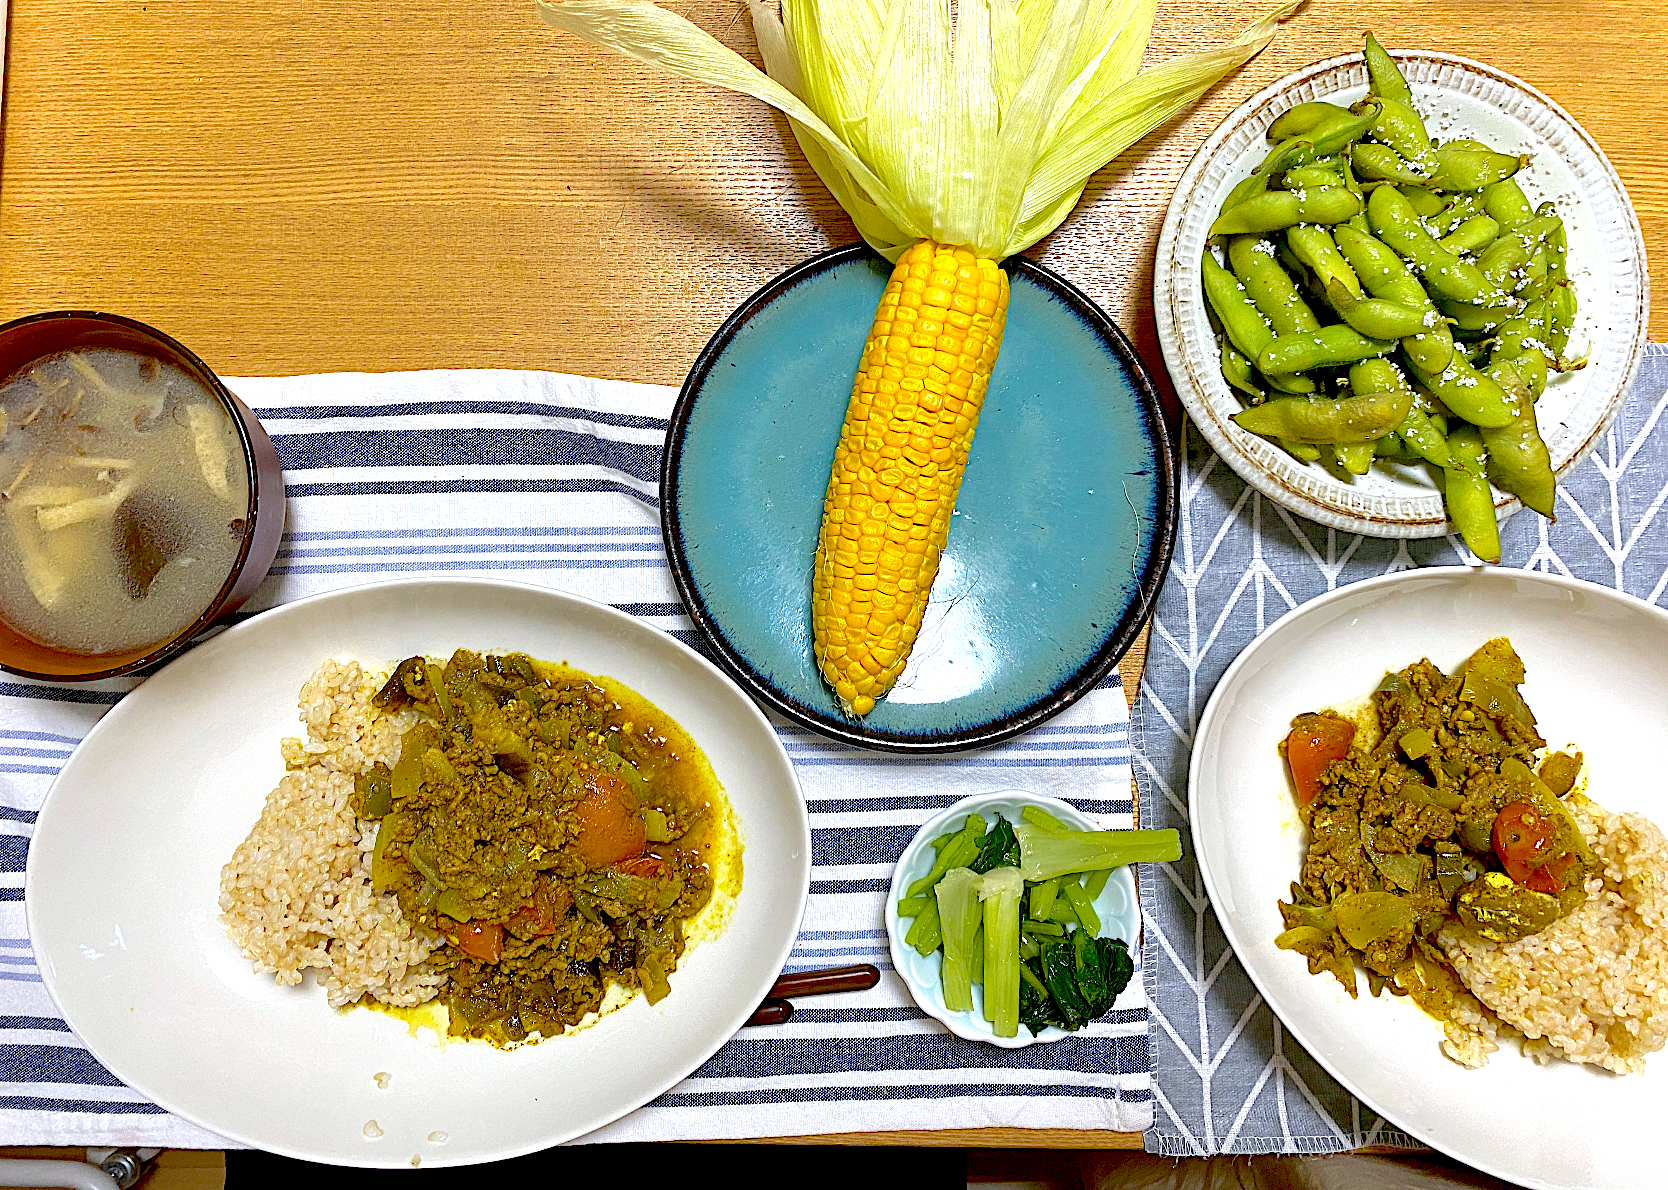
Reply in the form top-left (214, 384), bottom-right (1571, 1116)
top-left (1137, 344), bottom-right (1668, 1154)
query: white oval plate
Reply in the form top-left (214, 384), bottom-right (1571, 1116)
top-left (1191, 567), bottom-right (1668, 1190)
top-left (884, 791), bottom-right (1139, 1048)
top-left (25, 578), bottom-right (810, 1167)
top-left (1154, 50), bottom-right (1649, 539)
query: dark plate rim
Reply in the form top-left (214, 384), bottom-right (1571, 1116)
top-left (660, 243), bottom-right (1178, 755)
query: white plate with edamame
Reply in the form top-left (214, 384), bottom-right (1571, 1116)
top-left (1154, 46), bottom-right (1648, 542)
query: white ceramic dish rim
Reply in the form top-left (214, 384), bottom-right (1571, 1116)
top-left (1187, 565), bottom-right (1668, 1188)
top-left (884, 790), bottom-right (1140, 1049)
top-left (24, 576), bottom-right (812, 1165)
top-left (1153, 49), bottom-right (1650, 539)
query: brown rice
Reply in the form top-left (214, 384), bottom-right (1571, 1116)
top-left (1438, 797), bottom-right (1668, 1073)
top-left (218, 660), bottom-right (445, 1008)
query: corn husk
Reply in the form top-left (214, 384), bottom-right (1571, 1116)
top-left (537, 0), bottom-right (1300, 260)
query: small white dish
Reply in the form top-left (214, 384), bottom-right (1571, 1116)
top-left (1190, 567), bottom-right (1668, 1190)
top-left (884, 790), bottom-right (1140, 1048)
top-left (26, 578), bottom-right (811, 1167)
top-left (1154, 49), bottom-right (1649, 539)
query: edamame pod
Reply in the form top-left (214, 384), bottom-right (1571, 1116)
top-left (1428, 193), bottom-right (1483, 236)
top-left (1308, 101), bottom-right (1383, 157)
top-left (1267, 100), bottom-right (1354, 143)
top-left (1351, 143), bottom-right (1431, 186)
top-left (1398, 185), bottom-right (1448, 218)
top-left (1218, 335), bottom-right (1263, 400)
top-left (1287, 225), bottom-right (1364, 299)
top-left (1395, 407), bottom-right (1453, 467)
top-left (1547, 281), bottom-right (1577, 361)
top-left (1282, 165), bottom-right (1345, 190)
top-left (1375, 431), bottom-right (1411, 458)
top-left (1367, 186), bottom-right (1504, 304)
top-left (1478, 235), bottom-right (1531, 290)
top-left (1228, 236), bottom-right (1321, 334)
top-left (1219, 174), bottom-right (1270, 214)
top-left (1480, 360), bottom-right (1556, 518)
top-left (1334, 444), bottom-right (1376, 474)
top-left (1331, 223), bottom-right (1456, 375)
top-left (1494, 294), bottom-right (1553, 363)
top-left (1232, 387), bottom-right (1412, 443)
top-left (1408, 355), bottom-right (1518, 429)
top-left (1364, 32), bottom-right (1413, 106)
top-left (1481, 179), bottom-right (1536, 228)
top-left (1326, 279), bottom-right (1435, 338)
top-left (1443, 427), bottom-right (1502, 563)
top-left (1511, 349), bottom-right (1549, 399)
top-left (1201, 251), bottom-right (1316, 394)
top-left (1437, 297), bottom-right (1521, 335)
top-left (1202, 249), bottom-right (1273, 359)
top-left (1210, 187), bottom-right (1361, 236)
top-left (1439, 215), bottom-right (1501, 255)
top-left (1367, 97), bottom-right (1436, 169)
top-left (1428, 146), bottom-right (1527, 192)
top-left (1516, 244), bottom-right (1550, 292)
top-left (1348, 358), bottom-right (1412, 396)
top-left (1258, 324), bottom-right (1395, 374)
top-left (1536, 202), bottom-right (1569, 284)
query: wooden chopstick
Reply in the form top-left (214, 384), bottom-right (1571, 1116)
top-left (743, 964), bottom-right (880, 1027)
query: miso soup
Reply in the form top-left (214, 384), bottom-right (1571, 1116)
top-left (0, 348), bottom-right (250, 656)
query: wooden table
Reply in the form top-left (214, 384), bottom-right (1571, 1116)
top-left (2, 0), bottom-right (1661, 1153)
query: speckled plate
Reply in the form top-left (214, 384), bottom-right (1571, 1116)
top-left (663, 245), bottom-right (1175, 753)
top-left (1154, 49), bottom-right (1649, 538)
top-left (885, 791), bottom-right (1140, 1048)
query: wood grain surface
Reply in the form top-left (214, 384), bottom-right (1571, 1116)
top-left (2, 0), bottom-right (1661, 1154)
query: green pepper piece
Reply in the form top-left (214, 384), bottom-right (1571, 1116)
top-left (1398, 727), bottom-right (1436, 758)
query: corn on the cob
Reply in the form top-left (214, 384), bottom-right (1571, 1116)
top-left (812, 240), bottom-right (1008, 717)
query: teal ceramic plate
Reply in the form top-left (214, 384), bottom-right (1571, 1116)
top-left (662, 245), bottom-right (1175, 753)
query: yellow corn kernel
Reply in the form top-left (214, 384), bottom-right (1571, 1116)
top-left (811, 240), bottom-right (1009, 718)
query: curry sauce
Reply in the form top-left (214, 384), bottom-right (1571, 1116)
top-left (356, 649), bottom-right (735, 1047)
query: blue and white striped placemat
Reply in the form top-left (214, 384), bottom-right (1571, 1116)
top-left (0, 367), bottom-right (1148, 1147)
top-left (1137, 344), bottom-right (1668, 1155)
